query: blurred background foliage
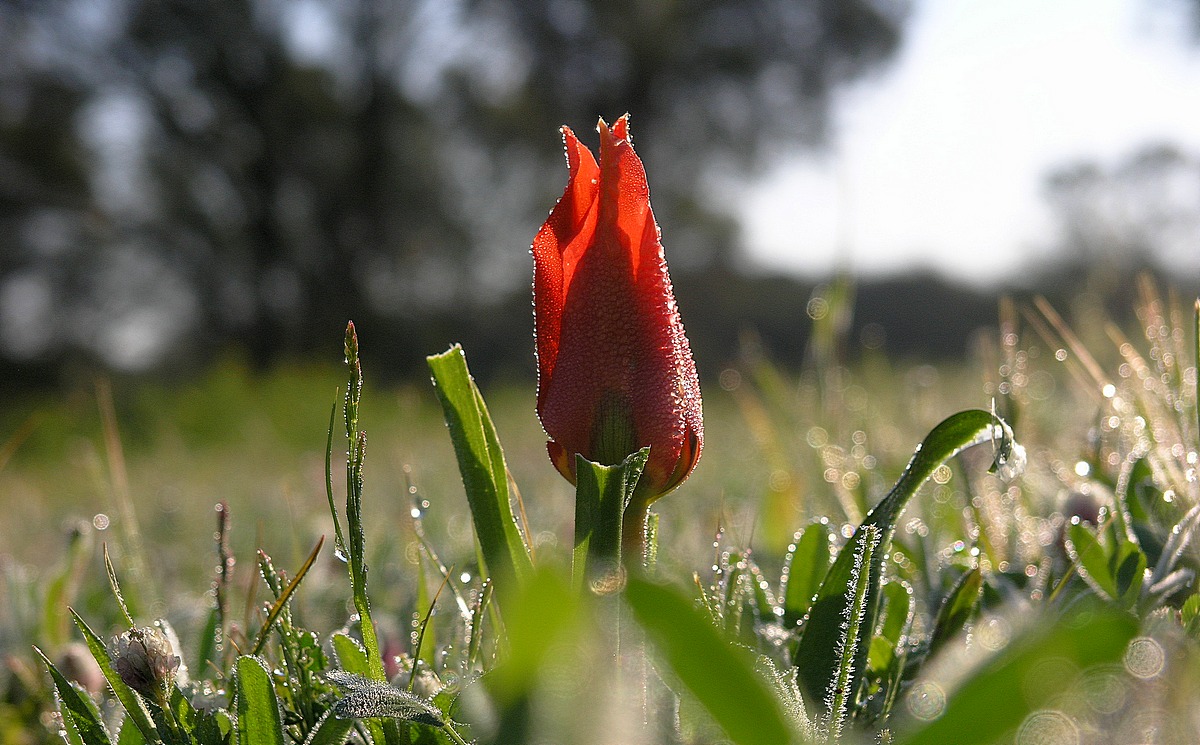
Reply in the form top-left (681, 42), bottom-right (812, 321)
top-left (1, 0), bottom-right (1198, 395)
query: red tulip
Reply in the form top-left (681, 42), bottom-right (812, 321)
top-left (532, 115), bottom-right (703, 504)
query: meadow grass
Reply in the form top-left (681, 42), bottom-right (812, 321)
top-left (3, 278), bottom-right (1199, 744)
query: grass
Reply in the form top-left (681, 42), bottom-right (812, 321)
top-left (3, 277), bottom-right (1199, 744)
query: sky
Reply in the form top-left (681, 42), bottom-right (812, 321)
top-left (739, 0), bottom-right (1200, 284)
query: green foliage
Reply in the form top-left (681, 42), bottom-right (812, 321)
top-left (625, 577), bottom-right (799, 745)
top-left (36, 646), bottom-right (112, 745)
top-left (795, 409), bottom-right (1020, 711)
top-left (896, 609), bottom-right (1138, 745)
top-left (427, 345), bottom-right (534, 591)
top-left (235, 656), bottom-right (285, 745)
top-left (15, 284), bottom-right (1200, 744)
top-left (571, 449), bottom-right (649, 588)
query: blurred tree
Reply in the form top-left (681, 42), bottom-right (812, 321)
top-left (0, 0), bottom-right (907, 381)
top-left (1040, 144), bottom-right (1200, 286)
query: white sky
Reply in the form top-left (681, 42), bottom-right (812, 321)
top-left (740, 0), bottom-right (1200, 283)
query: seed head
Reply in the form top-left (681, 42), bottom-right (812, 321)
top-left (109, 626), bottom-right (180, 703)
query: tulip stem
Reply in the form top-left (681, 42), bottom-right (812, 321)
top-left (621, 499), bottom-right (652, 573)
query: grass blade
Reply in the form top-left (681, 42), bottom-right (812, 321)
top-left (625, 577), bottom-right (796, 745)
top-left (795, 409), bottom-right (1017, 712)
top-left (928, 567), bottom-right (982, 654)
top-left (427, 345), bottom-right (533, 589)
top-left (250, 537), bottom-right (324, 656)
top-left (825, 525), bottom-right (879, 742)
top-left (782, 521), bottom-right (832, 628)
top-left (70, 609), bottom-right (159, 743)
top-left (35, 646), bottom-right (113, 745)
top-left (236, 655), bottom-right (286, 745)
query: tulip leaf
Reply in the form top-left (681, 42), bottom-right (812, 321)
top-left (896, 608), bottom-right (1137, 745)
top-left (235, 655), bottom-right (286, 745)
top-left (625, 577), bottom-right (797, 745)
top-left (795, 409), bottom-right (1018, 714)
top-left (428, 346), bottom-right (533, 590)
top-left (572, 449), bottom-right (649, 590)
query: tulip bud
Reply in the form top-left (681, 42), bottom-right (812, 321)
top-left (532, 115), bottom-right (703, 504)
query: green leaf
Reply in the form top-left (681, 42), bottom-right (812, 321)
top-left (301, 709), bottom-right (355, 745)
top-left (867, 580), bottom-right (912, 675)
top-left (795, 409), bottom-right (1016, 712)
top-left (331, 632), bottom-right (369, 676)
top-left (36, 646), bottom-right (112, 745)
top-left (1065, 522), bottom-right (1117, 599)
top-left (1182, 594), bottom-right (1200, 639)
top-left (427, 345), bottom-right (533, 590)
top-left (329, 634), bottom-right (387, 745)
top-left (897, 609), bottom-right (1138, 745)
top-left (116, 717), bottom-right (148, 745)
top-left (625, 577), bottom-right (796, 745)
top-left (485, 570), bottom-right (580, 705)
top-left (826, 526), bottom-right (880, 741)
top-left (572, 450), bottom-right (649, 589)
top-left (328, 672), bottom-right (445, 727)
top-left (71, 610), bottom-right (159, 743)
top-left (782, 521), bottom-right (832, 628)
top-left (235, 655), bottom-right (286, 745)
top-left (929, 568), bottom-right (982, 653)
top-left (1111, 540), bottom-right (1147, 606)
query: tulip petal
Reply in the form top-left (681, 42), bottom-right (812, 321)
top-left (533, 116), bottom-right (703, 500)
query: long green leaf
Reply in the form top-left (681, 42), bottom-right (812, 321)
top-left (782, 521), bottom-right (832, 628)
top-left (36, 646), bottom-right (112, 745)
top-left (795, 409), bottom-right (1016, 711)
top-left (826, 526), bottom-right (879, 741)
top-left (71, 610), bottom-right (159, 743)
top-left (427, 345), bottom-right (533, 589)
top-left (116, 717), bottom-right (148, 745)
top-left (236, 655), bottom-right (286, 745)
top-left (897, 609), bottom-right (1137, 745)
top-left (928, 567), bottom-right (982, 653)
top-left (625, 577), bottom-right (797, 745)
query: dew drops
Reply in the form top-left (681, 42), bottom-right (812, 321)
top-left (1017, 710), bottom-right (1078, 745)
top-left (976, 615), bottom-right (1011, 651)
top-left (1073, 461), bottom-right (1090, 477)
top-left (906, 681), bottom-right (945, 721)
top-left (459, 572), bottom-right (471, 584)
top-left (1080, 668), bottom-right (1127, 715)
top-left (92, 513), bottom-right (110, 530)
top-left (1124, 637), bottom-right (1165, 679)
